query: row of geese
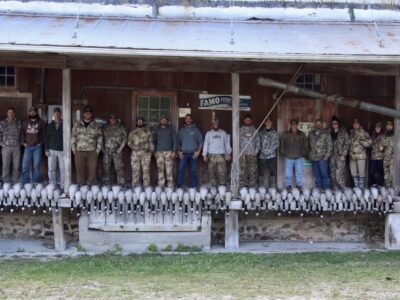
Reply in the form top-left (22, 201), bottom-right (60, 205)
top-left (0, 183), bottom-right (397, 216)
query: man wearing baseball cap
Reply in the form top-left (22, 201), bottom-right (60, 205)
top-left (71, 105), bottom-right (103, 185)
top-left (21, 106), bottom-right (45, 184)
top-left (127, 117), bottom-right (154, 187)
top-left (45, 107), bottom-right (64, 188)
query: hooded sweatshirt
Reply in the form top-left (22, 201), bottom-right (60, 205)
top-left (21, 116), bottom-right (45, 146)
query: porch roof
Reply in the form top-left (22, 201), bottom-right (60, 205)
top-left (0, 13), bottom-right (400, 63)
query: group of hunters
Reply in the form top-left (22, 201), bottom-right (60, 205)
top-left (0, 105), bottom-right (394, 190)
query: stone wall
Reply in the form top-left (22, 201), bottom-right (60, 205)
top-left (0, 209), bottom-right (79, 242)
top-left (212, 212), bottom-right (385, 245)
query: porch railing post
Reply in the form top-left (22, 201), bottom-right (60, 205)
top-left (225, 72), bottom-right (240, 250)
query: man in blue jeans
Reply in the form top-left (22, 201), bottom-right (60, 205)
top-left (177, 114), bottom-right (203, 188)
top-left (21, 107), bottom-right (45, 184)
top-left (280, 119), bottom-right (308, 189)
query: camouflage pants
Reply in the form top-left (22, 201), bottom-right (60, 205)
top-left (155, 151), bottom-right (174, 187)
top-left (103, 152), bottom-right (125, 185)
top-left (131, 150), bottom-right (151, 187)
top-left (329, 156), bottom-right (347, 189)
top-left (240, 155), bottom-right (258, 187)
top-left (383, 158), bottom-right (393, 188)
top-left (208, 154), bottom-right (227, 187)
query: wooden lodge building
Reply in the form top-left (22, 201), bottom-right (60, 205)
top-left (0, 0), bottom-right (400, 251)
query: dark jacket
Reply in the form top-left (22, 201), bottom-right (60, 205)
top-left (21, 116), bottom-right (45, 147)
top-left (154, 125), bottom-right (177, 152)
top-left (45, 121), bottom-right (63, 151)
top-left (178, 124), bottom-right (203, 153)
top-left (280, 130), bottom-right (308, 159)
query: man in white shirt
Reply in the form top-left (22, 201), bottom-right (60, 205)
top-left (203, 119), bottom-right (232, 187)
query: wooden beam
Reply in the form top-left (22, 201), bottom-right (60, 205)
top-left (226, 72), bottom-right (240, 250)
top-left (52, 210), bottom-right (66, 251)
top-left (62, 68), bottom-right (72, 192)
top-left (394, 68), bottom-right (400, 195)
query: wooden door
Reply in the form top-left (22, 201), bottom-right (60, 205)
top-left (277, 97), bottom-right (336, 189)
top-left (0, 92), bottom-right (32, 121)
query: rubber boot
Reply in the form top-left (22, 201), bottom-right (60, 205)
top-left (359, 177), bottom-right (365, 189)
top-left (353, 176), bottom-right (359, 188)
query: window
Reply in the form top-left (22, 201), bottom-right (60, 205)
top-left (295, 74), bottom-right (321, 91)
top-left (137, 95), bottom-right (172, 130)
top-left (0, 66), bottom-right (16, 88)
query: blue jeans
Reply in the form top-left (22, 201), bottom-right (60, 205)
top-left (284, 158), bottom-right (303, 188)
top-left (177, 153), bottom-right (198, 188)
top-left (22, 145), bottom-right (42, 184)
top-left (312, 159), bottom-right (331, 189)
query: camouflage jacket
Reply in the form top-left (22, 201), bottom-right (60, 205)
top-left (370, 132), bottom-right (384, 160)
top-left (103, 124), bottom-right (127, 154)
top-left (128, 127), bottom-right (154, 153)
top-left (349, 127), bottom-right (372, 160)
top-left (258, 128), bottom-right (279, 159)
top-left (0, 118), bottom-right (21, 147)
top-left (381, 132), bottom-right (394, 161)
top-left (239, 125), bottom-right (260, 156)
top-left (308, 128), bottom-right (332, 161)
top-left (71, 120), bottom-right (103, 153)
top-left (330, 128), bottom-right (350, 158)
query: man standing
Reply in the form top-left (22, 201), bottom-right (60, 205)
top-left (329, 116), bottom-right (350, 189)
top-left (280, 119), bottom-right (308, 189)
top-left (21, 106), bottom-right (45, 184)
top-left (239, 115), bottom-right (260, 188)
top-left (71, 106), bottom-right (102, 185)
top-left (177, 114), bottom-right (203, 188)
top-left (45, 107), bottom-right (64, 188)
top-left (202, 119), bottom-right (232, 187)
top-left (258, 117), bottom-right (279, 188)
top-left (0, 107), bottom-right (21, 183)
top-left (380, 121), bottom-right (394, 188)
top-left (102, 113), bottom-right (127, 186)
top-left (154, 115), bottom-right (177, 188)
top-left (128, 117), bottom-right (154, 187)
top-left (369, 122), bottom-right (384, 186)
top-left (308, 119), bottom-right (332, 189)
top-left (349, 118), bottom-right (372, 188)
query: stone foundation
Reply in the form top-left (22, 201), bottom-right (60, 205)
top-left (0, 209), bottom-right (79, 242)
top-left (212, 212), bottom-right (385, 245)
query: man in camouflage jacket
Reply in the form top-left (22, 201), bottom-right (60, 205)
top-left (329, 116), bottom-right (350, 189)
top-left (239, 115), bottom-right (260, 187)
top-left (71, 106), bottom-right (103, 185)
top-left (369, 122), bottom-right (384, 186)
top-left (380, 121), bottom-right (394, 187)
top-left (308, 119), bottom-right (332, 189)
top-left (102, 113), bottom-right (127, 186)
top-left (258, 117), bottom-right (279, 187)
top-left (349, 118), bottom-right (372, 188)
top-left (127, 117), bottom-right (154, 187)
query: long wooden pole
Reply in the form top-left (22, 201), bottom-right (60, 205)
top-left (52, 68), bottom-right (71, 252)
top-left (394, 68), bottom-right (400, 195)
top-left (225, 72), bottom-right (240, 250)
top-left (62, 68), bottom-right (72, 192)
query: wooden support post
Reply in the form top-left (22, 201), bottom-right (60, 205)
top-left (62, 68), bottom-right (72, 192)
top-left (225, 72), bottom-right (240, 250)
top-left (394, 69), bottom-right (400, 195)
top-left (52, 68), bottom-right (71, 252)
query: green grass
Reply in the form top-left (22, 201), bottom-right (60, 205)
top-left (1, 252), bottom-right (400, 299)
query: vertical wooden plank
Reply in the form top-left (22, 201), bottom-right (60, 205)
top-left (394, 69), bottom-right (400, 195)
top-left (225, 72), bottom-right (240, 250)
top-left (62, 68), bottom-right (72, 192)
top-left (53, 68), bottom-right (71, 252)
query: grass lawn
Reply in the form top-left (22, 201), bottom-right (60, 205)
top-left (0, 252), bottom-right (400, 299)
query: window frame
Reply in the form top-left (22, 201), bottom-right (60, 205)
top-left (0, 66), bottom-right (18, 91)
top-left (131, 90), bottom-right (178, 130)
